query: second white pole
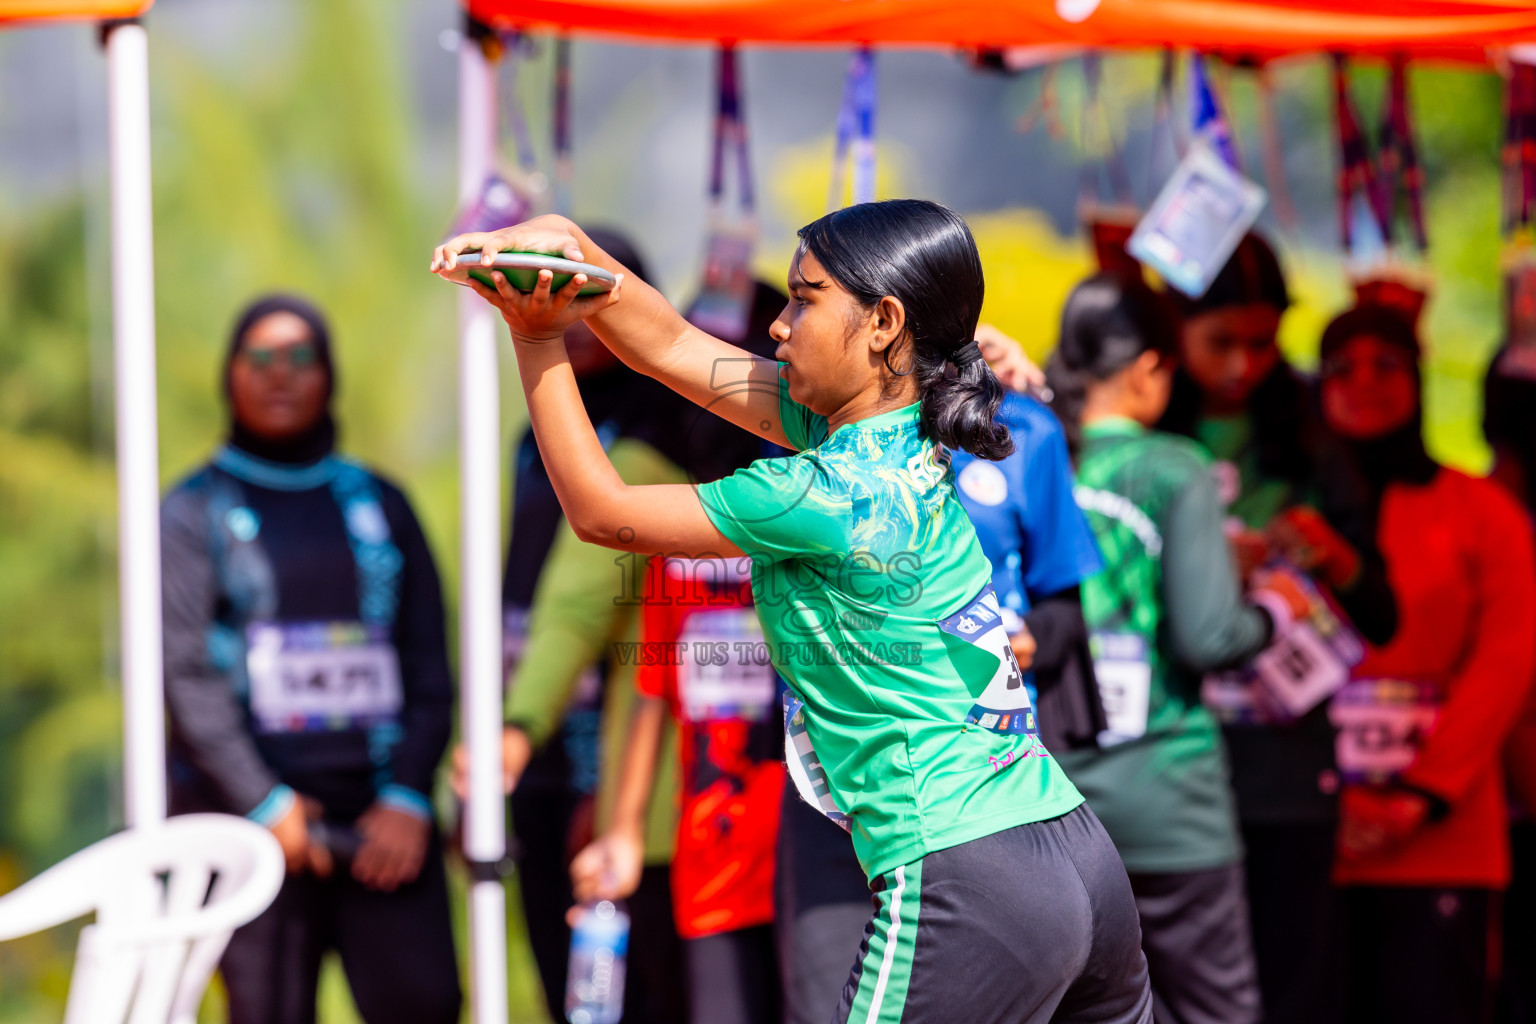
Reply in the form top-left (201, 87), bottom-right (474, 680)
top-left (457, 27), bottom-right (510, 1024)
top-left (104, 19), bottom-right (166, 831)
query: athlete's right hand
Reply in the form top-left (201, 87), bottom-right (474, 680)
top-left (568, 829), bottom-right (644, 913)
top-left (451, 726), bottom-right (534, 800)
top-left (430, 217), bottom-right (623, 343)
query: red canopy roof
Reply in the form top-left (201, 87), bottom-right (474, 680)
top-left (0, 0), bottom-right (152, 26)
top-left (464, 0), bottom-right (1536, 59)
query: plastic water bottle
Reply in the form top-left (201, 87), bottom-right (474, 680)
top-left (565, 899), bottom-right (629, 1024)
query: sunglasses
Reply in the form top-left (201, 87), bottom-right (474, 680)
top-left (1319, 350), bottom-right (1414, 380)
top-left (241, 342), bottom-right (321, 372)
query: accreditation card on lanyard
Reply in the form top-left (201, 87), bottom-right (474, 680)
top-left (678, 608), bottom-right (776, 723)
top-left (689, 46), bottom-right (757, 342)
top-left (1202, 562), bottom-right (1364, 724)
top-left (246, 620), bottom-right (403, 734)
top-left (1329, 679), bottom-right (1441, 785)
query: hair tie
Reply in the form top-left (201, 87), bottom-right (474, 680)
top-left (950, 340), bottom-right (985, 369)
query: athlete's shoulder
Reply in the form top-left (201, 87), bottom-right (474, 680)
top-left (996, 392), bottom-right (1064, 441)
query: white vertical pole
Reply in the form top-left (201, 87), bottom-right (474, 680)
top-left (458, 27), bottom-right (510, 1024)
top-left (104, 20), bottom-right (165, 829)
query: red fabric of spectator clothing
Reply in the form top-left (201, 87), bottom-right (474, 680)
top-left (638, 557), bottom-right (784, 939)
top-left (1335, 469), bottom-right (1536, 888)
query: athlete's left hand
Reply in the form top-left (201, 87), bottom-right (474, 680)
top-left (1338, 785), bottom-right (1429, 861)
top-left (1268, 506), bottom-right (1361, 592)
top-left (430, 216), bottom-right (624, 344)
top-left (352, 803), bottom-right (431, 892)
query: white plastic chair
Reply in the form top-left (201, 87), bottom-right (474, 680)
top-left (0, 813), bottom-right (285, 1024)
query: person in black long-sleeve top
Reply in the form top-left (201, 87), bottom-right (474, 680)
top-left (162, 295), bottom-right (460, 1024)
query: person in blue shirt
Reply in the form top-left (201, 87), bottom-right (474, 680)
top-left (773, 325), bottom-right (1106, 1024)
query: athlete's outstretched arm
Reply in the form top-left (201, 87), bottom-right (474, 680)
top-left (478, 267), bottom-right (742, 555)
top-left (432, 215), bottom-right (793, 450)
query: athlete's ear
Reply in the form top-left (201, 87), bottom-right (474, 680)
top-left (868, 296), bottom-right (907, 356)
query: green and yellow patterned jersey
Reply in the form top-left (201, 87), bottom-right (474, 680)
top-left (696, 372), bottom-right (1082, 879)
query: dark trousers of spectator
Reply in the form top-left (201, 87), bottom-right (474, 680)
top-left (1128, 864), bottom-right (1262, 1024)
top-left (512, 776), bottom-right (685, 1024)
top-left (687, 924), bottom-right (781, 1024)
top-left (1346, 885), bottom-right (1501, 1024)
top-left (774, 787), bottom-right (873, 1024)
top-left (1241, 821), bottom-right (1346, 1024)
top-left (220, 832), bottom-right (462, 1024)
top-left (1499, 821), bottom-right (1536, 1024)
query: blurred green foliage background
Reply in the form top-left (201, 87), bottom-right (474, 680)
top-left (0, 0), bottom-right (1509, 1018)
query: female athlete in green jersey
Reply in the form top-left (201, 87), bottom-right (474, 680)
top-left (433, 200), bottom-right (1151, 1024)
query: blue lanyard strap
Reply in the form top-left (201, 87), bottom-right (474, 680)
top-left (710, 45), bottom-right (755, 213)
top-left (829, 46), bottom-right (877, 210)
top-left (1190, 54), bottom-right (1239, 172)
top-left (554, 35), bottom-right (574, 217)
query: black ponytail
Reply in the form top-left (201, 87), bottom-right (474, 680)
top-left (1045, 273), bottom-right (1179, 456)
top-left (796, 199), bottom-right (1013, 460)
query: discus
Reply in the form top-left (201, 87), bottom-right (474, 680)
top-left (438, 250), bottom-right (618, 296)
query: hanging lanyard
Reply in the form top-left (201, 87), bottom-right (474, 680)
top-left (498, 31), bottom-right (539, 175)
top-left (1256, 66), bottom-right (1298, 235)
top-left (1504, 58), bottom-right (1536, 236)
top-left (1190, 54), bottom-right (1239, 171)
top-left (1079, 53), bottom-right (1132, 208)
top-left (1376, 56), bottom-right (1427, 252)
top-left (1145, 50), bottom-right (1182, 201)
top-left (1331, 54), bottom-right (1392, 255)
top-left (553, 36), bottom-right (573, 217)
top-left (829, 46), bottom-right (877, 210)
top-left (710, 45), bottom-right (755, 215)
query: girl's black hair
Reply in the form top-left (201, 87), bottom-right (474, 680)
top-left (1044, 272), bottom-right (1179, 454)
top-left (795, 199), bottom-right (1013, 460)
top-left (1169, 231), bottom-right (1290, 319)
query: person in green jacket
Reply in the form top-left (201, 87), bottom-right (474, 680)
top-left (1045, 273), bottom-right (1309, 1024)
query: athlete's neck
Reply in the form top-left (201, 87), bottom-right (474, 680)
top-left (825, 381), bottom-right (921, 433)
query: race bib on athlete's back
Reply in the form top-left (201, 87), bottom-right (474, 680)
top-left (1091, 631), bottom-right (1152, 746)
top-left (940, 585), bottom-right (1038, 736)
top-left (247, 620), bottom-right (402, 734)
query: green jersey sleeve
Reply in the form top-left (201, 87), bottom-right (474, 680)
top-left (697, 452), bottom-right (850, 563)
top-left (777, 368), bottom-right (829, 451)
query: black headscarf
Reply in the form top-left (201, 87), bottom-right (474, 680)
top-left (1318, 304), bottom-right (1438, 504)
top-left (223, 294), bottom-right (337, 464)
top-left (1484, 350), bottom-right (1536, 514)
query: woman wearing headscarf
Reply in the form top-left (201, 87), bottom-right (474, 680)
top-left (1157, 233), bottom-right (1397, 1024)
top-left (161, 295), bottom-right (460, 1024)
top-left (1485, 343), bottom-right (1536, 1024)
top-left (1321, 306), bottom-right (1536, 1023)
